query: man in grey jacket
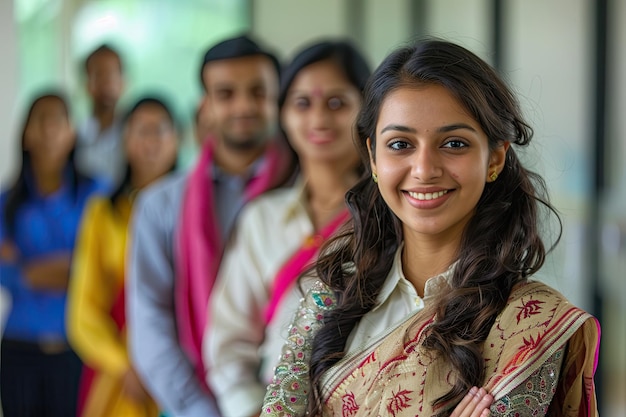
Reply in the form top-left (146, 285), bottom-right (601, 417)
top-left (126, 34), bottom-right (292, 416)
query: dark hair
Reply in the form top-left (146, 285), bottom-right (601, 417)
top-left (2, 92), bottom-right (88, 239)
top-left (278, 39), bottom-right (371, 108)
top-left (85, 43), bottom-right (123, 74)
top-left (199, 34), bottom-right (281, 90)
top-left (108, 96), bottom-right (179, 207)
top-left (307, 39), bottom-right (561, 413)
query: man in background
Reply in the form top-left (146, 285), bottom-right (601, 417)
top-left (75, 44), bottom-right (126, 187)
top-left (126, 34), bottom-right (294, 417)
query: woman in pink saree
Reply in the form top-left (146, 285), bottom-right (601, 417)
top-left (262, 39), bottom-right (600, 417)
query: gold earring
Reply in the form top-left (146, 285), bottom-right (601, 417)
top-left (372, 172), bottom-right (378, 183)
top-left (489, 171), bottom-right (498, 182)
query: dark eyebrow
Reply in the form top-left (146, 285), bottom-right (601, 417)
top-left (212, 85), bottom-right (233, 93)
top-left (288, 88), bottom-right (352, 97)
top-left (380, 124), bottom-right (417, 134)
top-left (437, 123), bottom-right (477, 133)
top-left (380, 123), bottom-right (477, 135)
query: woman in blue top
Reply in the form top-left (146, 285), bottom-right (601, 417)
top-left (0, 92), bottom-right (108, 417)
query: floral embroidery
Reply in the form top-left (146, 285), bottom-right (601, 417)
top-left (521, 333), bottom-right (544, 350)
top-left (262, 281), bottom-right (337, 416)
top-left (516, 298), bottom-right (545, 323)
top-left (386, 387), bottom-right (413, 417)
top-left (504, 332), bottom-right (545, 374)
top-left (312, 291), bottom-right (335, 308)
top-left (341, 392), bottom-right (359, 416)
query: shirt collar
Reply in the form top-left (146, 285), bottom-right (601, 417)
top-left (78, 115), bottom-right (123, 144)
top-left (374, 243), bottom-right (457, 309)
top-left (24, 165), bottom-right (73, 201)
top-left (209, 153), bottom-right (267, 183)
top-left (283, 176), bottom-right (308, 223)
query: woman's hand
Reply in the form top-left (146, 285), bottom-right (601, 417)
top-left (450, 387), bottom-right (494, 417)
top-left (22, 254), bottom-right (71, 291)
top-left (0, 241), bottom-right (19, 263)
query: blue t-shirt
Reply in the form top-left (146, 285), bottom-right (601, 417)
top-left (0, 169), bottom-right (108, 342)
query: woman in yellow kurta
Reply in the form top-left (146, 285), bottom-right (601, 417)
top-left (67, 97), bottom-right (179, 417)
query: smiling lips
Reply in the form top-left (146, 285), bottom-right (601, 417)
top-left (407, 190), bottom-right (448, 201)
top-left (307, 133), bottom-right (335, 145)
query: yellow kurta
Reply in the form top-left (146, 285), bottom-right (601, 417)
top-left (67, 195), bottom-right (159, 417)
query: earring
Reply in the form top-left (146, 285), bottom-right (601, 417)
top-left (489, 171), bottom-right (498, 182)
top-left (372, 172), bottom-right (378, 183)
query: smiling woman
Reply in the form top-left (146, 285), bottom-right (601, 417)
top-left (261, 39), bottom-right (600, 417)
top-left (370, 85), bottom-right (508, 267)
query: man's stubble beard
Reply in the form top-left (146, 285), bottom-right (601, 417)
top-left (221, 124), bottom-right (277, 151)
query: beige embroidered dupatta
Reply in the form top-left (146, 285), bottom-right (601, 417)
top-left (321, 281), bottom-right (600, 417)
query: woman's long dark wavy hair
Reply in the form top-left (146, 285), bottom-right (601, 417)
top-left (307, 39), bottom-right (562, 413)
top-left (2, 92), bottom-right (88, 240)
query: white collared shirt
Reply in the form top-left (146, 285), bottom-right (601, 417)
top-left (345, 245), bottom-right (455, 354)
top-left (75, 116), bottom-right (125, 186)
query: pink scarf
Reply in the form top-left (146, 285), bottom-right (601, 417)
top-left (174, 140), bottom-right (291, 389)
top-left (263, 209), bottom-right (350, 324)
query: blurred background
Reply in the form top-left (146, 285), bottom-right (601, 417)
top-left (0, 0), bottom-right (624, 415)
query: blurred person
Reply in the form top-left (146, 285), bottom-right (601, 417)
top-left (261, 39), bottom-right (600, 417)
top-left (67, 97), bottom-right (180, 417)
top-left (126, 34), bottom-right (295, 417)
top-left (75, 44), bottom-right (126, 187)
top-left (0, 92), bottom-right (108, 417)
top-left (205, 39), bottom-right (371, 417)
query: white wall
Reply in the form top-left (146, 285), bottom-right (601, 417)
top-left (251, 0), bottom-right (411, 69)
top-left (0, 1), bottom-right (18, 188)
top-left (506, 0), bottom-right (592, 310)
top-left (423, 0), bottom-right (491, 61)
top-left (252, 0), bottom-right (351, 62)
top-left (362, 0), bottom-right (411, 66)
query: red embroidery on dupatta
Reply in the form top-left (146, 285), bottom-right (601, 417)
top-left (516, 298), bottom-right (546, 324)
top-left (387, 387), bottom-right (413, 416)
top-left (358, 351), bottom-right (377, 377)
top-left (342, 392), bottom-right (359, 416)
top-left (503, 332), bottom-right (545, 374)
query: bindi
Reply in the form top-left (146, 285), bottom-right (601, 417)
top-left (311, 87), bottom-right (324, 98)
